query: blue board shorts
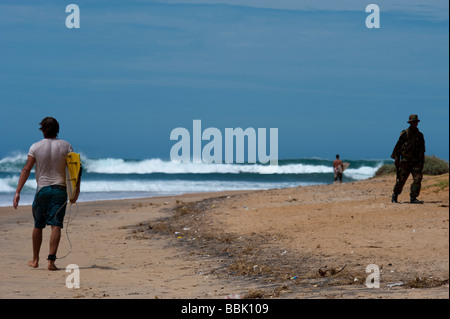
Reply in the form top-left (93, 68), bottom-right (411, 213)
top-left (32, 185), bottom-right (67, 228)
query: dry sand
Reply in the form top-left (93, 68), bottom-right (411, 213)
top-left (0, 174), bottom-right (448, 299)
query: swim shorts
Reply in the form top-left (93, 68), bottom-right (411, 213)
top-left (32, 185), bottom-right (67, 228)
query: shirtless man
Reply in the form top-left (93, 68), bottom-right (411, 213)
top-left (333, 154), bottom-right (344, 183)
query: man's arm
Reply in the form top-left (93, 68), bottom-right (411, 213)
top-left (420, 133), bottom-right (426, 168)
top-left (391, 130), bottom-right (407, 165)
top-left (13, 155), bottom-right (36, 209)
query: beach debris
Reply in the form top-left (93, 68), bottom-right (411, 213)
top-left (183, 227), bottom-right (190, 231)
top-left (290, 276), bottom-right (298, 280)
top-left (177, 236), bottom-right (183, 239)
top-left (281, 250), bottom-right (287, 256)
top-left (319, 265), bottom-right (347, 277)
top-left (253, 265), bottom-right (261, 274)
top-left (387, 282), bottom-right (404, 288)
top-left (225, 293), bottom-right (242, 299)
top-left (243, 206), bottom-right (249, 210)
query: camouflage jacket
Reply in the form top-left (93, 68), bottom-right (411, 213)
top-left (391, 127), bottom-right (425, 162)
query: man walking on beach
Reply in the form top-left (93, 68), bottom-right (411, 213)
top-left (390, 114), bottom-right (426, 204)
top-left (333, 154), bottom-right (344, 183)
top-left (13, 117), bottom-right (79, 270)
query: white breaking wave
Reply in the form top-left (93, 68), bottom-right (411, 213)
top-left (85, 157), bottom-right (336, 175)
top-left (83, 157), bottom-right (381, 178)
top-left (344, 164), bottom-right (384, 180)
top-left (0, 153), bottom-right (385, 207)
top-left (1, 153), bottom-right (382, 177)
top-left (0, 175), bottom-right (315, 195)
top-left (0, 176), bottom-right (36, 193)
top-left (0, 153), bottom-right (31, 173)
top-left (0, 179), bottom-right (317, 207)
top-left (79, 179), bottom-right (313, 193)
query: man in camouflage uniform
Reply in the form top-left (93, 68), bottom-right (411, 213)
top-left (391, 114), bottom-right (426, 204)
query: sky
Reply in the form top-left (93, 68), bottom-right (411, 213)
top-left (0, 0), bottom-right (448, 161)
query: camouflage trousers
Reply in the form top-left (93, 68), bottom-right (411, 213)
top-left (393, 161), bottom-right (423, 198)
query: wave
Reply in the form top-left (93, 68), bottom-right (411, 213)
top-left (0, 153), bottom-right (386, 175)
top-left (0, 154), bottom-right (387, 205)
top-left (82, 157), bottom-right (384, 178)
top-left (79, 179), bottom-right (314, 193)
top-left (83, 157), bottom-right (337, 175)
top-left (0, 153), bottom-right (29, 173)
top-left (0, 176), bottom-right (35, 193)
top-left (0, 180), bottom-right (318, 207)
top-left (0, 177), bottom-right (316, 207)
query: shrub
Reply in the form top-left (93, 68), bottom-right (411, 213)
top-left (423, 155), bottom-right (450, 175)
top-left (375, 155), bottom-right (449, 177)
top-left (374, 163), bottom-right (396, 177)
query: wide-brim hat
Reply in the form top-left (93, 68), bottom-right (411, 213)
top-left (408, 114), bottom-right (420, 123)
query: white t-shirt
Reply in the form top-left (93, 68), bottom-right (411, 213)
top-left (28, 138), bottom-right (73, 191)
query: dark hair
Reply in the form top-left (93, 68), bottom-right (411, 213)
top-left (39, 117), bottom-right (60, 138)
top-left (336, 154), bottom-right (340, 159)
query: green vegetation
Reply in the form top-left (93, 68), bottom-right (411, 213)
top-left (422, 155), bottom-right (450, 175)
top-left (374, 163), bottom-right (396, 177)
top-left (375, 155), bottom-right (449, 177)
top-left (424, 179), bottom-right (449, 191)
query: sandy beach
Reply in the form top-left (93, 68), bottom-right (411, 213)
top-left (0, 174), bottom-right (448, 299)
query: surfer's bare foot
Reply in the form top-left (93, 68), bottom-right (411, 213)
top-left (28, 259), bottom-right (39, 268)
top-left (48, 261), bottom-right (59, 271)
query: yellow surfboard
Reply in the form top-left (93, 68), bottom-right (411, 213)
top-left (66, 152), bottom-right (82, 201)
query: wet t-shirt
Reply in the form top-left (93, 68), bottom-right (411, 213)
top-left (28, 138), bottom-right (73, 192)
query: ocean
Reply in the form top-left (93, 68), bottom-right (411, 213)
top-left (0, 154), bottom-right (392, 207)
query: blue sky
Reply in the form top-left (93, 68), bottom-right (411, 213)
top-left (0, 0), bottom-right (448, 161)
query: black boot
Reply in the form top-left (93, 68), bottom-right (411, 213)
top-left (410, 196), bottom-right (424, 204)
top-left (391, 193), bottom-right (398, 203)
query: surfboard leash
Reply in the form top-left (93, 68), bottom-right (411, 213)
top-left (54, 201), bottom-right (79, 260)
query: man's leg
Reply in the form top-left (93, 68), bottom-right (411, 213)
top-left (48, 226), bottom-right (61, 270)
top-left (46, 186), bottom-right (67, 270)
top-left (392, 162), bottom-right (411, 202)
top-left (28, 227), bottom-right (43, 268)
top-left (410, 164), bottom-right (424, 203)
